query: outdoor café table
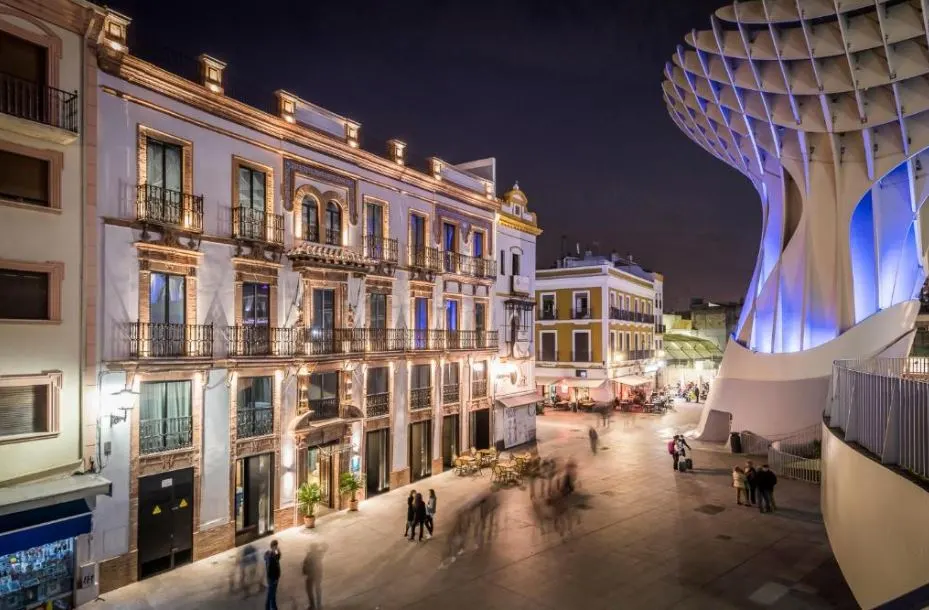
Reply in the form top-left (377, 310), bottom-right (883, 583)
top-left (459, 454), bottom-right (480, 475)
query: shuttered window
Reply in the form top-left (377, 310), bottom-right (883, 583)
top-left (0, 384), bottom-right (49, 437)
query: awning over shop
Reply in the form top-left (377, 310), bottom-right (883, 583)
top-left (613, 374), bottom-right (654, 387)
top-left (0, 499), bottom-right (92, 556)
top-left (496, 391), bottom-right (545, 409)
top-left (536, 377), bottom-right (605, 389)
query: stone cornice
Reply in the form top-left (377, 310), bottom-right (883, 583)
top-left (106, 55), bottom-right (501, 215)
top-left (498, 213), bottom-right (542, 236)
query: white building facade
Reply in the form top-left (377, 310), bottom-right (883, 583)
top-left (89, 10), bottom-right (522, 593)
top-left (491, 183), bottom-right (541, 449)
top-left (0, 1), bottom-right (111, 608)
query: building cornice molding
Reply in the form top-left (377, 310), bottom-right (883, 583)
top-left (104, 56), bottom-right (501, 215)
top-left (498, 213), bottom-right (542, 236)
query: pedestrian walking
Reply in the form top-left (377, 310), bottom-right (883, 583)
top-left (404, 489), bottom-right (416, 537)
top-left (668, 436), bottom-right (679, 471)
top-left (264, 539), bottom-right (281, 610)
top-left (588, 426), bottom-right (599, 455)
top-left (410, 492), bottom-right (427, 541)
top-left (302, 543), bottom-right (324, 610)
top-left (732, 466), bottom-right (748, 505)
top-left (744, 461), bottom-right (757, 506)
top-left (425, 489), bottom-right (437, 538)
top-left (756, 464), bottom-right (778, 513)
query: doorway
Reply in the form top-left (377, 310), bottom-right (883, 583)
top-left (470, 409), bottom-right (490, 450)
top-left (442, 414), bottom-right (459, 468)
top-left (301, 443), bottom-right (335, 509)
top-left (365, 429), bottom-right (390, 497)
top-left (409, 420), bottom-right (432, 482)
top-left (234, 454), bottom-right (274, 546)
top-left (137, 468), bottom-right (194, 580)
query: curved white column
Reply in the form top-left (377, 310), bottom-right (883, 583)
top-left (665, 1), bottom-right (929, 436)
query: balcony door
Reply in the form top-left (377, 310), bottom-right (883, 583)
top-left (150, 272), bottom-right (185, 357)
top-left (139, 381), bottom-right (192, 455)
top-left (312, 288), bottom-right (336, 354)
top-left (540, 332), bottom-right (556, 362)
top-left (473, 231), bottom-right (484, 258)
top-left (242, 283), bottom-right (270, 355)
top-left (325, 202), bottom-right (342, 245)
top-left (146, 138), bottom-right (183, 223)
top-left (445, 299), bottom-right (458, 348)
top-left (307, 372), bottom-right (339, 421)
top-left (413, 297), bottom-right (428, 349)
top-left (236, 376), bottom-right (272, 438)
top-left (0, 31), bottom-right (47, 123)
top-left (237, 166), bottom-right (266, 240)
top-left (411, 214), bottom-right (426, 250)
top-left (475, 302), bottom-right (486, 347)
top-left (574, 292), bottom-right (589, 318)
top-left (366, 202), bottom-right (384, 258)
top-left (302, 196), bottom-right (319, 242)
top-left (573, 332), bottom-right (590, 363)
top-left (369, 292), bottom-right (388, 350)
top-left (443, 222), bottom-right (456, 272)
top-left (443, 362), bottom-right (460, 404)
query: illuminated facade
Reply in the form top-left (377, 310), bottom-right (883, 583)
top-left (534, 252), bottom-right (665, 403)
top-left (0, 2), bottom-right (111, 608)
top-left (664, 0), bottom-right (928, 438)
top-left (91, 11), bottom-right (512, 591)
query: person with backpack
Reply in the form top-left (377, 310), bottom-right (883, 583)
top-left (668, 436), bottom-right (680, 471)
top-left (264, 539), bottom-right (281, 610)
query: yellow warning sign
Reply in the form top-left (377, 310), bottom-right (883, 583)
top-left (178, 498), bottom-right (188, 508)
top-left (152, 505), bottom-right (162, 515)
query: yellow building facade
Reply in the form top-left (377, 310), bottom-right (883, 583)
top-left (535, 255), bottom-right (665, 403)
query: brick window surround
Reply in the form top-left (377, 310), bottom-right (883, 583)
top-left (0, 259), bottom-right (64, 323)
top-left (0, 371), bottom-right (62, 444)
top-left (0, 140), bottom-right (63, 213)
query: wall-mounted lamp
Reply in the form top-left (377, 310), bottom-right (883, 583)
top-left (109, 387), bottom-right (138, 426)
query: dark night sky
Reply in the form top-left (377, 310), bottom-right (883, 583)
top-left (105, 0), bottom-right (759, 309)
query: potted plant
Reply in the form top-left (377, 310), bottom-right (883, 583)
top-left (339, 472), bottom-right (364, 511)
top-left (297, 482), bottom-right (322, 528)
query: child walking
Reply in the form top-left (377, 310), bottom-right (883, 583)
top-left (732, 466), bottom-right (748, 505)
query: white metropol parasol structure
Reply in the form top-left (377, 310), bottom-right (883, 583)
top-left (664, 0), bottom-right (929, 439)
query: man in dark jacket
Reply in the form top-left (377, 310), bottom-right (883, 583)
top-left (264, 539), bottom-right (281, 610)
top-left (410, 493), bottom-right (428, 541)
top-left (744, 461), bottom-right (757, 506)
top-left (756, 465), bottom-right (778, 513)
top-left (404, 489), bottom-right (416, 537)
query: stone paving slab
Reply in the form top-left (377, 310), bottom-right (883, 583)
top-left (86, 406), bottom-right (859, 610)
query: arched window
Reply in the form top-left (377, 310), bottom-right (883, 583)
top-left (301, 196), bottom-right (319, 242)
top-left (325, 201), bottom-right (341, 245)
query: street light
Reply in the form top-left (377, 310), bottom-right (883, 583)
top-left (108, 387), bottom-right (138, 426)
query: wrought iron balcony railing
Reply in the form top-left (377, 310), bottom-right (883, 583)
top-left (307, 398), bottom-right (340, 421)
top-left (139, 416), bottom-right (193, 455)
top-left (571, 350), bottom-right (592, 363)
top-left (442, 384), bottom-right (460, 404)
top-left (323, 227), bottom-right (341, 246)
top-left (136, 184), bottom-right (204, 232)
top-left (366, 392), bottom-right (389, 418)
top-left (471, 379), bottom-right (488, 398)
top-left (537, 349), bottom-right (558, 362)
top-left (442, 251), bottom-right (496, 278)
top-left (236, 406), bottom-right (273, 438)
top-left (0, 72), bottom-right (78, 132)
top-left (227, 326), bottom-right (298, 357)
top-left (538, 308), bottom-right (557, 321)
top-left (408, 328), bottom-right (444, 351)
top-left (129, 322), bottom-right (213, 358)
top-left (571, 308), bottom-right (592, 320)
top-left (233, 205), bottom-right (284, 245)
top-left (630, 350), bottom-right (655, 360)
top-left (303, 225), bottom-right (319, 242)
top-left (409, 245), bottom-right (441, 272)
top-left (365, 328), bottom-right (408, 352)
top-left (363, 235), bottom-right (399, 263)
top-left (410, 387), bottom-right (432, 410)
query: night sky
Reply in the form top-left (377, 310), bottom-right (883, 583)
top-left (105, 0), bottom-right (759, 309)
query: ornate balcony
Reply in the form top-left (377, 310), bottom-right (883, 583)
top-left (363, 235), bottom-right (399, 264)
top-left (571, 308), bottom-right (592, 320)
top-left (139, 416), bottom-right (193, 455)
top-left (538, 308), bottom-right (557, 321)
top-left (366, 392), bottom-right (389, 418)
top-left (136, 184), bottom-right (204, 233)
top-left (0, 72), bottom-right (78, 144)
top-left (410, 387), bottom-right (432, 411)
top-left (128, 322), bottom-right (213, 359)
top-left (442, 384), bottom-right (460, 404)
top-left (471, 379), bottom-right (488, 398)
top-left (232, 205), bottom-right (284, 245)
top-left (226, 326), bottom-right (299, 357)
top-left (307, 398), bottom-right (340, 421)
top-left (630, 349), bottom-right (655, 360)
top-left (409, 245), bottom-right (441, 272)
top-left (537, 348), bottom-right (558, 362)
top-left (236, 406), bottom-right (273, 438)
top-left (571, 350), bottom-right (592, 363)
top-left (442, 251), bottom-right (496, 279)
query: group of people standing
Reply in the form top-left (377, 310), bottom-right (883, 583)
top-left (405, 489), bottom-right (438, 541)
top-left (732, 461), bottom-right (778, 513)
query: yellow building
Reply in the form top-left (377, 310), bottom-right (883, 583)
top-left (535, 252), bottom-right (665, 403)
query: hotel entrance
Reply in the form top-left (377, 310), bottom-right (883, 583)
top-left (234, 453), bottom-right (274, 546)
top-left (365, 429), bottom-right (390, 497)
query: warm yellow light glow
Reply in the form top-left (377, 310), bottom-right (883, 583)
top-left (284, 115), bottom-right (296, 124)
top-left (207, 83), bottom-right (221, 94)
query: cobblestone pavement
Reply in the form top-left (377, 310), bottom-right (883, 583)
top-left (87, 405), bottom-right (859, 610)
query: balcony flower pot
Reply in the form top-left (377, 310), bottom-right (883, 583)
top-left (297, 482), bottom-right (322, 529)
top-left (339, 472), bottom-right (364, 511)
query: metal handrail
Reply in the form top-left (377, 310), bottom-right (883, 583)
top-left (136, 184), bottom-right (204, 232)
top-left (363, 235), bottom-right (399, 263)
top-left (232, 205), bottom-right (284, 244)
top-left (129, 322), bottom-right (213, 358)
top-left (409, 245), bottom-right (441, 271)
top-left (828, 358), bottom-right (929, 481)
top-left (365, 392), bottom-right (389, 417)
top-left (236, 406), bottom-right (273, 438)
top-left (442, 384), bottom-right (460, 404)
top-left (410, 387), bottom-right (432, 410)
top-left (139, 416), bottom-right (193, 455)
top-left (0, 72), bottom-right (78, 132)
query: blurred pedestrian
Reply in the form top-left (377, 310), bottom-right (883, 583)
top-left (668, 435), bottom-right (680, 471)
top-left (588, 426), bottom-right (599, 455)
top-left (302, 543), bottom-right (324, 610)
top-left (425, 489), bottom-right (437, 538)
top-left (264, 539), bottom-right (281, 610)
top-left (404, 489), bottom-right (416, 537)
top-left (410, 492), bottom-right (427, 541)
top-left (230, 543), bottom-right (260, 597)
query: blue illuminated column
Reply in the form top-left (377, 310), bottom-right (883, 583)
top-left (664, 1), bottom-right (928, 438)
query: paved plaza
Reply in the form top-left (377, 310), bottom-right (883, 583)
top-left (88, 405), bottom-right (858, 610)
